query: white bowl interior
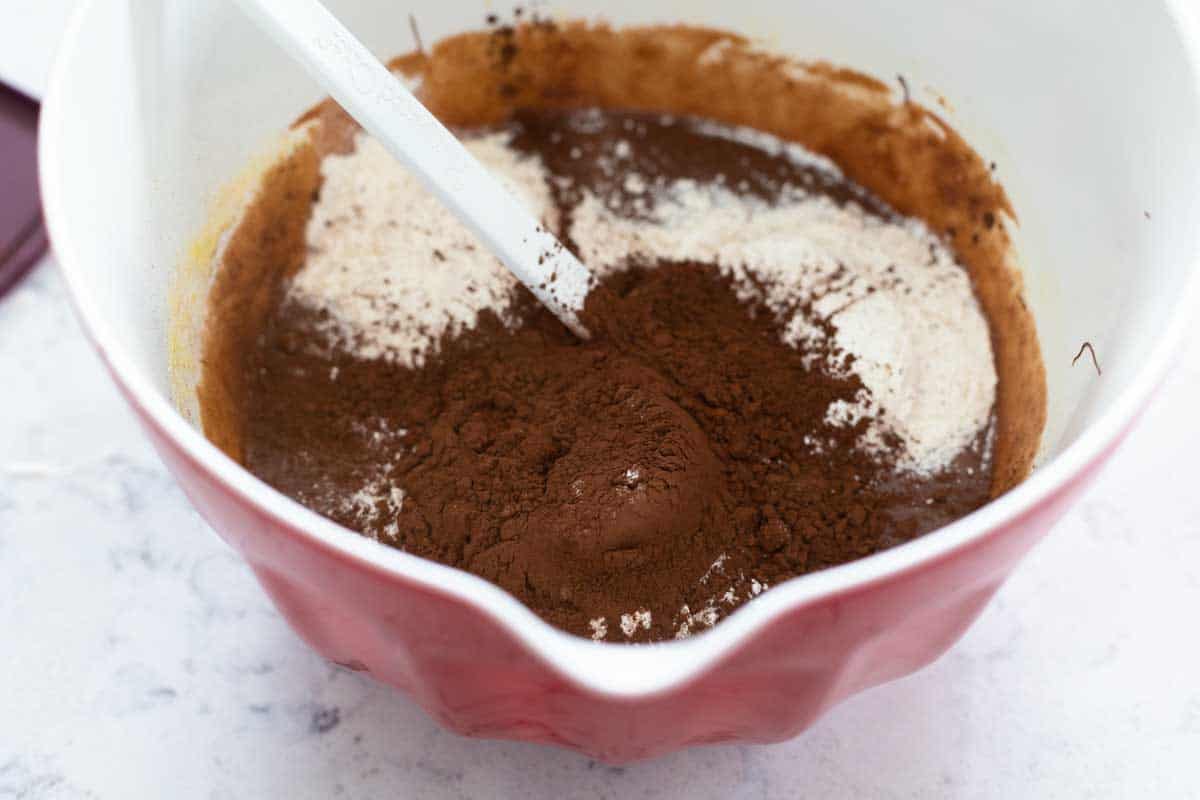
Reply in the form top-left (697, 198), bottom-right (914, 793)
top-left (42, 0), bottom-right (1200, 693)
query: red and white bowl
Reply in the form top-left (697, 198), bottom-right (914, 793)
top-left (40, 0), bottom-right (1200, 762)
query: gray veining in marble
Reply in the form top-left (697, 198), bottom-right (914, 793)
top-left (3, 259), bottom-right (1200, 799)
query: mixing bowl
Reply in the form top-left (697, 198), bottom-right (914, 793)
top-left (40, 0), bottom-right (1200, 762)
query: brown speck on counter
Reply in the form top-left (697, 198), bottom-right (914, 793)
top-left (1073, 342), bottom-right (1102, 376)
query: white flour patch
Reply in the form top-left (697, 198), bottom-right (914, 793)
top-left (569, 167), bottom-right (996, 474)
top-left (675, 602), bottom-right (721, 639)
top-left (620, 609), bottom-right (652, 637)
top-left (288, 118), bottom-right (993, 475)
top-left (290, 131), bottom-right (556, 368)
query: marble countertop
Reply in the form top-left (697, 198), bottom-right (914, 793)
top-left (4, 256), bottom-right (1200, 798)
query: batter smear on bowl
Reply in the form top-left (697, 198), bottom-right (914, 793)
top-left (191, 22), bottom-right (1046, 643)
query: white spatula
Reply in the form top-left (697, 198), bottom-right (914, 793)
top-left (233, 0), bottom-right (593, 338)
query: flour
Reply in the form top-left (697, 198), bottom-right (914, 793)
top-left (290, 131), bottom-right (556, 368)
top-left (288, 119), bottom-right (995, 477)
top-left (672, 575), bottom-right (765, 639)
top-left (619, 609), bottom-right (653, 637)
top-left (675, 602), bottom-right (721, 639)
top-left (339, 480), bottom-right (405, 526)
top-left (568, 178), bottom-right (996, 475)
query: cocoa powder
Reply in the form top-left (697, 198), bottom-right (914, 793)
top-left (232, 110), bottom-right (992, 641)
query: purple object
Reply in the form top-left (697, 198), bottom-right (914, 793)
top-left (0, 83), bottom-right (46, 297)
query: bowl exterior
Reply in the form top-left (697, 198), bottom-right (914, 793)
top-left (40, 0), bottom-right (1199, 764)
top-left (118, 368), bottom-right (1117, 762)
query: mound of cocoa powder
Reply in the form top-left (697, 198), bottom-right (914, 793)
top-left (244, 269), bottom-right (989, 643)
top-left (233, 109), bottom-right (994, 642)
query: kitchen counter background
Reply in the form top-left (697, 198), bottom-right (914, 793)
top-left (3, 255), bottom-right (1200, 798)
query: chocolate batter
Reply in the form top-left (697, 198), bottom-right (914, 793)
top-left (228, 110), bottom-right (992, 641)
top-left (189, 20), bottom-right (1048, 643)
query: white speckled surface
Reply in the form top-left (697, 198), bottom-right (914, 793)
top-left (4, 254), bottom-right (1200, 797)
